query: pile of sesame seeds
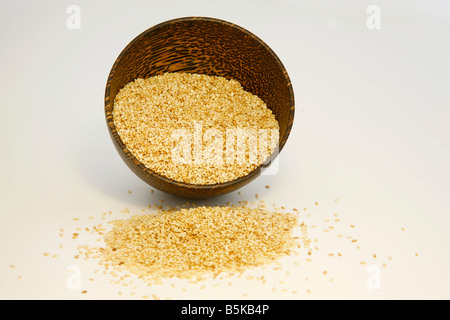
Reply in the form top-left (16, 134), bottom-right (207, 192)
top-left (112, 72), bottom-right (279, 185)
top-left (22, 191), bottom-right (427, 299)
top-left (78, 205), bottom-right (306, 285)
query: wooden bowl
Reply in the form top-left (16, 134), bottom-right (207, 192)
top-left (104, 17), bottom-right (295, 199)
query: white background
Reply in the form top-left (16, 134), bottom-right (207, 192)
top-left (0, 0), bottom-right (449, 300)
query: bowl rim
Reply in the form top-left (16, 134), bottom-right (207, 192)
top-left (104, 16), bottom-right (295, 191)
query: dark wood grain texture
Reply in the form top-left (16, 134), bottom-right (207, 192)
top-left (104, 17), bottom-right (295, 199)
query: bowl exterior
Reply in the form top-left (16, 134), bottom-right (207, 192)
top-left (105, 17), bottom-right (294, 198)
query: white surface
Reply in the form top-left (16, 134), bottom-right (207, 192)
top-left (1, 0), bottom-right (449, 300)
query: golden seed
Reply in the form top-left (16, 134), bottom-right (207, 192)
top-left (77, 205), bottom-right (303, 285)
top-left (112, 73), bottom-right (279, 185)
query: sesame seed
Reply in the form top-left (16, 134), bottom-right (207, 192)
top-left (112, 72), bottom-right (279, 185)
top-left (78, 205), bottom-right (302, 284)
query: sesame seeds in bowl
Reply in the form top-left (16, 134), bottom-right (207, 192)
top-left (105, 17), bottom-right (294, 198)
top-left (112, 72), bottom-right (279, 186)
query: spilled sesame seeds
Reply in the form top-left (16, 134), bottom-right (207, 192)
top-left (79, 205), bottom-right (301, 283)
top-left (31, 194), bottom-right (427, 299)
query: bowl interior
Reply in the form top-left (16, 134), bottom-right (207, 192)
top-left (105, 17), bottom-right (294, 198)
